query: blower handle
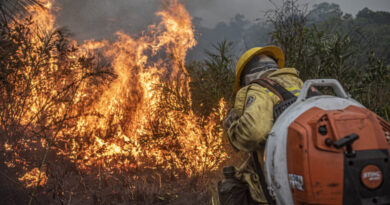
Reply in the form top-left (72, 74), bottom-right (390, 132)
top-left (297, 79), bottom-right (349, 101)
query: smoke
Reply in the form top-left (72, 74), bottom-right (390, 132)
top-left (303, 0), bottom-right (390, 16)
top-left (54, 0), bottom-right (218, 41)
top-left (53, 0), bottom-right (390, 59)
top-left (54, 0), bottom-right (157, 40)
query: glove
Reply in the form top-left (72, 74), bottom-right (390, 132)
top-left (223, 109), bottom-right (239, 131)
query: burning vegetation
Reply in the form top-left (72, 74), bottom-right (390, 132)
top-left (0, 0), bottom-right (230, 203)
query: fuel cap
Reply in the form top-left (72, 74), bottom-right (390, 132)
top-left (360, 164), bottom-right (383, 189)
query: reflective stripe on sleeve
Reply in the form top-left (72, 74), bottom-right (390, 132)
top-left (262, 87), bottom-right (275, 97)
top-left (287, 86), bottom-right (300, 97)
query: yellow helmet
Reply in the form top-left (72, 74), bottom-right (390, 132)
top-left (234, 46), bottom-right (285, 92)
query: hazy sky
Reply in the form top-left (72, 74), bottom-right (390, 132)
top-left (54, 0), bottom-right (390, 40)
top-left (192, 0), bottom-right (390, 27)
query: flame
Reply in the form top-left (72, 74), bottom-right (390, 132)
top-left (5, 0), bottom-right (228, 187)
top-left (18, 168), bottom-right (48, 188)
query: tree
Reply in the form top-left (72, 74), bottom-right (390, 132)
top-left (0, 0), bottom-right (41, 23)
top-left (266, 0), bottom-right (390, 118)
top-left (188, 40), bottom-right (235, 116)
top-left (307, 2), bottom-right (343, 24)
top-left (266, 0), bottom-right (307, 69)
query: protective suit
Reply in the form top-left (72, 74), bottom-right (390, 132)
top-left (229, 68), bottom-right (303, 203)
top-left (221, 46), bottom-right (303, 204)
top-left (228, 68), bottom-right (302, 152)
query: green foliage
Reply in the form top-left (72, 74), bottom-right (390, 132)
top-left (385, 106), bottom-right (390, 122)
top-left (307, 4), bottom-right (390, 65)
top-left (357, 52), bottom-right (390, 115)
top-left (266, 0), bottom-right (307, 68)
top-left (188, 40), bottom-right (235, 116)
top-left (356, 8), bottom-right (390, 25)
top-left (307, 2), bottom-right (343, 23)
top-left (267, 0), bottom-right (390, 118)
top-left (352, 11), bottom-right (390, 65)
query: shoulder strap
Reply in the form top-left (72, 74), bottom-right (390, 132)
top-left (251, 78), bottom-right (298, 120)
top-left (250, 78), bottom-right (296, 102)
top-left (252, 151), bottom-right (275, 205)
top-left (248, 78), bottom-right (296, 205)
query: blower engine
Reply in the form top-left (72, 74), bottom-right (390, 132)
top-left (264, 79), bottom-right (390, 205)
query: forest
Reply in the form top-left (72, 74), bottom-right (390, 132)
top-left (0, 0), bottom-right (389, 204)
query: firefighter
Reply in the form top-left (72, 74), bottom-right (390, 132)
top-left (221, 46), bottom-right (303, 204)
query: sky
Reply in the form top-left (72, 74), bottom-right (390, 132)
top-left (54, 0), bottom-right (390, 40)
top-left (190, 0), bottom-right (390, 27)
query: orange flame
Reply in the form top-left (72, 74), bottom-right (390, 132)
top-left (7, 0), bottom-right (228, 186)
top-left (18, 168), bottom-right (48, 188)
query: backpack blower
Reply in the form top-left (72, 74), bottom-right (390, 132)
top-left (264, 79), bottom-right (390, 205)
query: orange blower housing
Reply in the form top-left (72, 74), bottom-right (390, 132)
top-left (287, 105), bottom-right (390, 204)
top-left (263, 79), bottom-right (390, 205)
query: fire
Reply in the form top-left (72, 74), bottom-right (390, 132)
top-left (4, 0), bottom-right (228, 187)
top-left (18, 168), bottom-right (48, 188)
